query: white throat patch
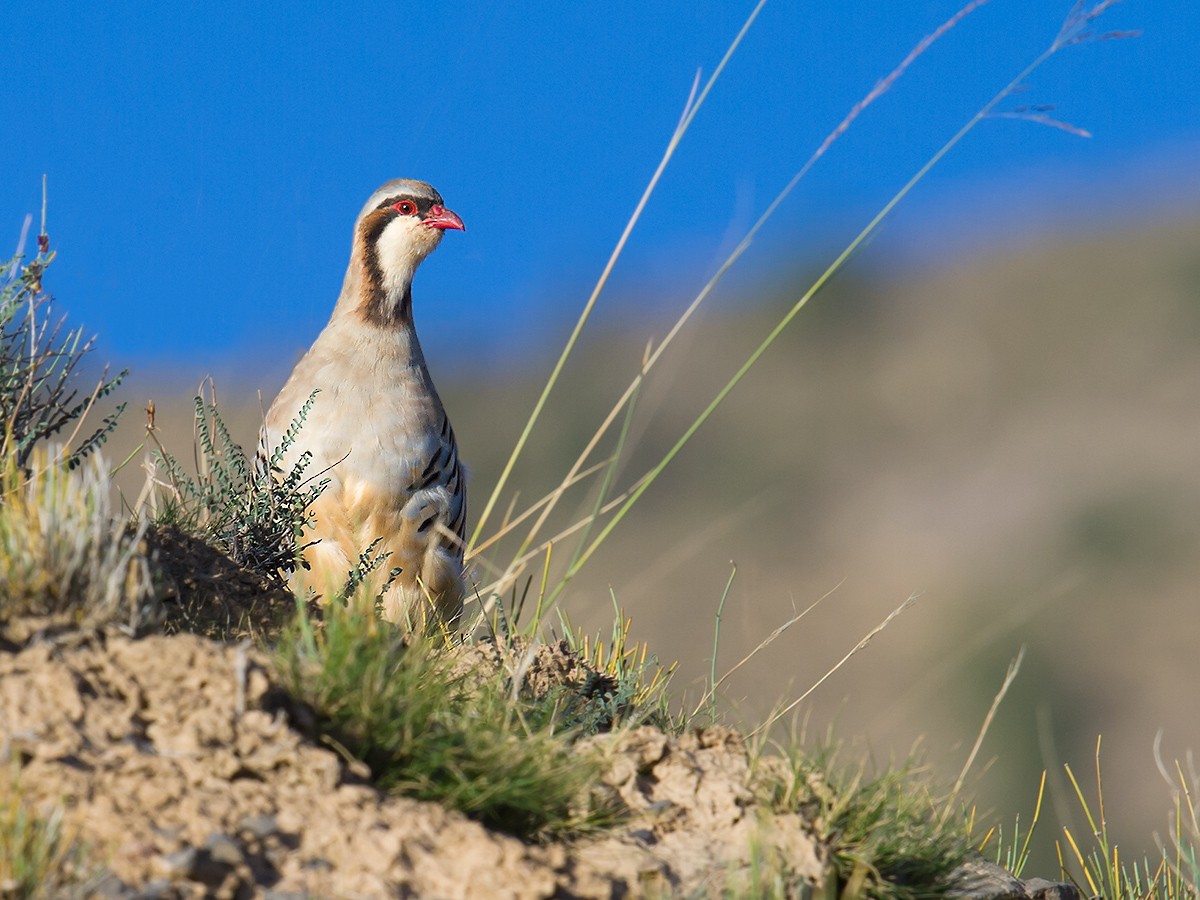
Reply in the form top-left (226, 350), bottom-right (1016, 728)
top-left (375, 217), bottom-right (443, 298)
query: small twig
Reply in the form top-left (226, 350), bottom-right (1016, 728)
top-left (708, 562), bottom-right (736, 722)
top-left (691, 578), bottom-right (845, 719)
top-left (751, 594), bottom-right (918, 737)
top-left (941, 646), bottom-right (1026, 825)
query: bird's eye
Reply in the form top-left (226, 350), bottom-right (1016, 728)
top-left (392, 200), bottom-right (418, 216)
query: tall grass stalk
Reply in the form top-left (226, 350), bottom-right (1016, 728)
top-left (690, 579), bottom-right (845, 720)
top-left (468, 475), bottom-right (650, 629)
top-left (940, 646), bottom-right (1026, 826)
top-left (468, 459), bottom-right (611, 559)
top-left (546, 3), bottom-right (1123, 605)
top-left (1057, 736), bottom-right (1191, 898)
top-left (472, 0), bottom-right (1001, 612)
top-left (468, 0), bottom-right (772, 553)
top-left (751, 595), bottom-right (918, 739)
top-left (560, 379), bottom-right (642, 598)
top-left (704, 563), bottom-right (737, 723)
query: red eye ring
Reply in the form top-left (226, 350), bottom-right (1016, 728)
top-left (392, 200), bottom-right (418, 216)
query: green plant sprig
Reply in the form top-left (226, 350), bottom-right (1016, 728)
top-left (1, 185), bottom-right (126, 472)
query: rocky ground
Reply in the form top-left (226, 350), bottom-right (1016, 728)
top-left (0, 618), bottom-right (1088, 899)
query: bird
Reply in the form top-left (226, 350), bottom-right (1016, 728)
top-left (259, 179), bottom-right (467, 628)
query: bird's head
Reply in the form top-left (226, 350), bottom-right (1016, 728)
top-left (354, 179), bottom-right (465, 304)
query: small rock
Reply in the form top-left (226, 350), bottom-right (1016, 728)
top-left (237, 812), bottom-right (280, 839)
top-left (157, 835), bottom-right (245, 888)
top-left (189, 852), bottom-right (238, 888)
top-left (156, 846), bottom-right (199, 879)
top-left (86, 872), bottom-right (132, 898)
top-left (131, 879), bottom-right (175, 900)
top-left (947, 855), bottom-right (1026, 899)
top-left (203, 831), bottom-right (245, 867)
top-left (1025, 877), bottom-right (1084, 900)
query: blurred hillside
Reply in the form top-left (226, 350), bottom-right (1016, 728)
top-left (108, 213), bottom-right (1200, 870)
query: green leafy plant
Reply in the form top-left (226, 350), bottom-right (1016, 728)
top-left (1, 205), bottom-right (125, 471)
top-left (143, 383), bottom-right (327, 581)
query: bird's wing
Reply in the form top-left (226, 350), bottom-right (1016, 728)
top-left (404, 411), bottom-right (466, 561)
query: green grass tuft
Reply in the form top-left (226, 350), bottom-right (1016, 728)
top-left (0, 777), bottom-right (89, 899)
top-left (1055, 737), bottom-right (1198, 899)
top-left (273, 603), bottom-right (618, 841)
top-left (755, 744), bottom-right (970, 899)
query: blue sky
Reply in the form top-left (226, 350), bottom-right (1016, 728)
top-left (2, 1), bottom-right (1194, 372)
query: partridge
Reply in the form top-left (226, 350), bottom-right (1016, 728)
top-left (261, 179), bottom-right (467, 627)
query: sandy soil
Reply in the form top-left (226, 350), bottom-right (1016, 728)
top-left (1, 627), bottom-right (827, 898)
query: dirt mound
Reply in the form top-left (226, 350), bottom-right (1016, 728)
top-left (1, 630), bottom-right (826, 898)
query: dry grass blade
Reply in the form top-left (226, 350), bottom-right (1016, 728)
top-left (474, 473), bottom-right (650, 613)
top-left (468, 459), bottom-right (610, 560)
top-left (484, 2), bottom-right (999, 602)
top-left (989, 110), bottom-right (1092, 137)
top-left (941, 646), bottom-right (1026, 826)
top-left (751, 594), bottom-right (918, 738)
top-left (468, 0), bottom-right (772, 552)
top-left (690, 579), bottom-right (845, 720)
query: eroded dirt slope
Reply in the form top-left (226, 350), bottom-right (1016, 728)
top-left (1, 630), bottom-right (826, 898)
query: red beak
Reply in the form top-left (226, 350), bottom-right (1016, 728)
top-left (424, 204), bottom-right (465, 232)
